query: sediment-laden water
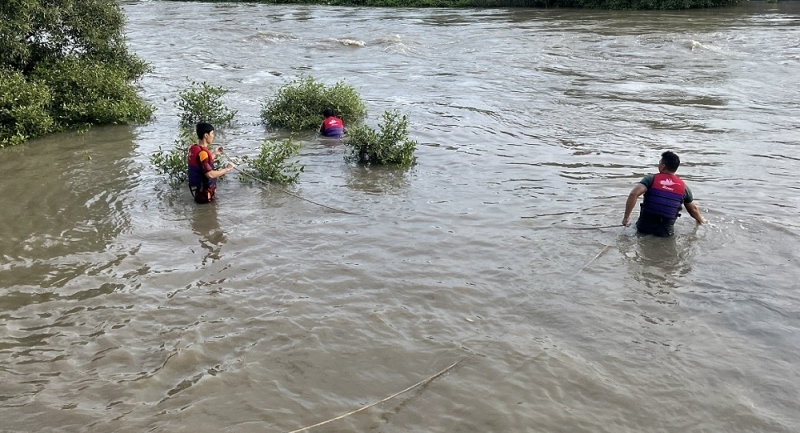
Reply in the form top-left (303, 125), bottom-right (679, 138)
top-left (1, 2), bottom-right (799, 432)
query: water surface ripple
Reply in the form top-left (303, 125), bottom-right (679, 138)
top-left (1, 2), bottom-right (799, 432)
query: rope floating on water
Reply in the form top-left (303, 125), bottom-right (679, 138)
top-left (519, 219), bottom-right (622, 231)
top-left (561, 224), bottom-right (623, 231)
top-left (571, 244), bottom-right (612, 278)
top-left (286, 358), bottom-right (464, 433)
top-left (234, 167), bottom-right (360, 216)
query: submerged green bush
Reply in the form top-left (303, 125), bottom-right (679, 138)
top-left (238, 138), bottom-right (304, 185)
top-left (150, 127), bottom-right (195, 185)
top-left (261, 75), bottom-right (366, 131)
top-left (177, 81), bottom-right (237, 127)
top-left (344, 110), bottom-right (417, 167)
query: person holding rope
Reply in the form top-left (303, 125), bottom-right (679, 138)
top-left (188, 122), bottom-right (235, 204)
top-left (622, 151), bottom-right (706, 237)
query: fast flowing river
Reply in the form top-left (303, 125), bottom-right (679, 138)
top-left (2, 2), bottom-right (799, 432)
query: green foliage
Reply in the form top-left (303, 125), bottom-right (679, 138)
top-left (162, 0), bottom-right (741, 8)
top-left (0, 0), bottom-right (152, 146)
top-left (344, 110), bottom-right (417, 167)
top-left (261, 75), bottom-right (366, 131)
top-left (150, 127), bottom-right (195, 185)
top-left (239, 138), bottom-right (305, 185)
top-left (152, 80), bottom-right (239, 186)
top-left (0, 0), bottom-right (147, 74)
top-left (177, 81), bottom-right (237, 127)
top-left (0, 69), bottom-right (53, 147)
top-left (31, 58), bottom-right (153, 127)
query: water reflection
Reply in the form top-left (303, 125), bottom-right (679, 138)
top-left (619, 230), bottom-right (695, 292)
top-left (343, 164), bottom-right (412, 194)
top-left (1, 127), bottom-right (137, 261)
top-left (190, 204), bottom-right (226, 265)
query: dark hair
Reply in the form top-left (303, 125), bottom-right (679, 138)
top-left (322, 109), bottom-right (334, 118)
top-left (196, 122), bottom-right (215, 140)
top-left (661, 151), bottom-right (680, 172)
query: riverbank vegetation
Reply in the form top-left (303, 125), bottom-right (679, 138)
top-left (163, 0), bottom-right (741, 9)
top-left (261, 76), bottom-right (367, 131)
top-left (1, 0), bottom-right (153, 147)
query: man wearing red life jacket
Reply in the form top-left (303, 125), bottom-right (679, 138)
top-left (319, 109), bottom-right (345, 138)
top-left (622, 151), bottom-right (706, 237)
top-left (187, 122), bottom-right (235, 204)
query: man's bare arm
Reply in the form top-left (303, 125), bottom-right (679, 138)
top-left (622, 184), bottom-right (647, 226)
top-left (684, 201), bottom-right (706, 225)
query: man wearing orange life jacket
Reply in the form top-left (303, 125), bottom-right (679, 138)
top-left (187, 122), bottom-right (235, 204)
top-left (622, 151), bottom-right (706, 237)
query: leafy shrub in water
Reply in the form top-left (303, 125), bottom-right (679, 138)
top-left (150, 128), bottom-right (195, 185)
top-left (238, 138), bottom-right (304, 185)
top-left (177, 81), bottom-right (237, 127)
top-left (261, 75), bottom-right (366, 131)
top-left (0, 69), bottom-right (53, 147)
top-left (0, 0), bottom-right (152, 145)
top-left (344, 110), bottom-right (417, 167)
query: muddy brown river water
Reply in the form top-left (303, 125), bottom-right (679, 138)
top-left (1, 2), bottom-right (799, 432)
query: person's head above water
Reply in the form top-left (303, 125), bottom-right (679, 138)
top-left (196, 122), bottom-right (215, 141)
top-left (659, 151), bottom-right (680, 173)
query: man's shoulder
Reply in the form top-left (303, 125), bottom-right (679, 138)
top-left (683, 184), bottom-right (694, 202)
top-left (639, 173), bottom-right (655, 187)
top-left (197, 148), bottom-right (211, 162)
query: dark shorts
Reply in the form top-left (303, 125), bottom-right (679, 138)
top-left (323, 128), bottom-right (344, 138)
top-left (190, 184), bottom-right (216, 204)
top-left (636, 213), bottom-right (675, 237)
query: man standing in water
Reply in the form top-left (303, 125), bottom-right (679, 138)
top-left (188, 122), bottom-right (235, 204)
top-left (622, 151), bottom-right (706, 236)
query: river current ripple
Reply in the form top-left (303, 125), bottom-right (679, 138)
top-left (0, 2), bottom-right (798, 432)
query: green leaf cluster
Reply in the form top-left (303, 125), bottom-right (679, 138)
top-left (177, 81), bottom-right (238, 127)
top-left (31, 58), bottom-right (153, 127)
top-left (261, 76), bottom-right (366, 131)
top-left (0, 0), bottom-right (153, 146)
top-left (0, 69), bottom-right (53, 147)
top-left (345, 110), bottom-right (417, 167)
top-left (238, 138), bottom-right (305, 185)
top-left (150, 127), bottom-right (195, 186)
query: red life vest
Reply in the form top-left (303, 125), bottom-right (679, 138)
top-left (188, 144), bottom-right (213, 168)
top-left (321, 116), bottom-right (344, 137)
top-left (641, 173), bottom-right (686, 220)
top-left (187, 144), bottom-right (216, 203)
